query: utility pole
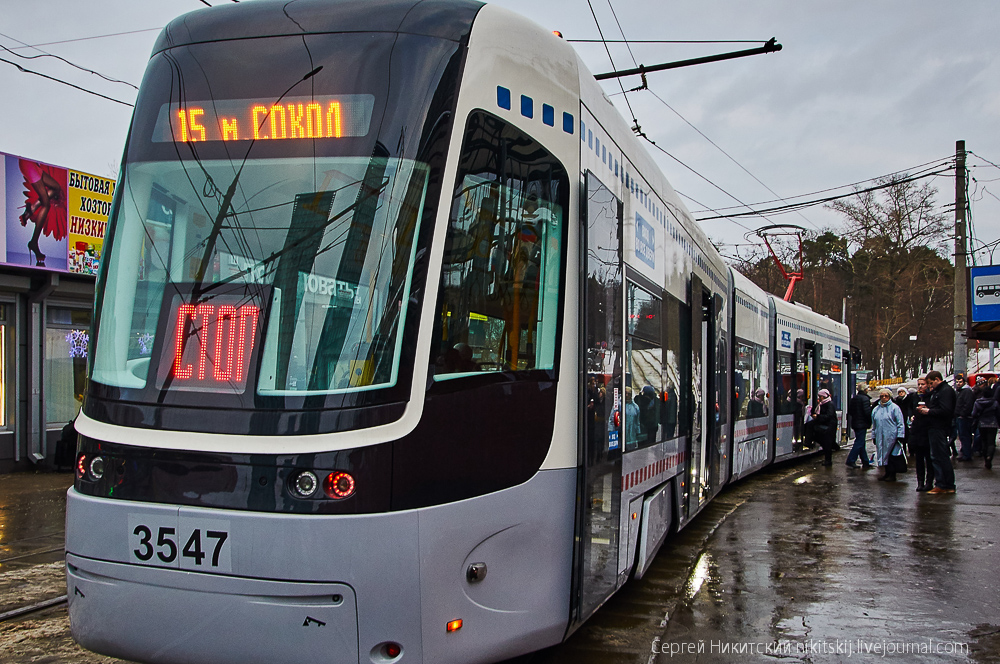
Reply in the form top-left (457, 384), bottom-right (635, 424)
top-left (954, 140), bottom-right (968, 379)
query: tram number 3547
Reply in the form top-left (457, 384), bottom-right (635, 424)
top-left (127, 515), bottom-right (232, 573)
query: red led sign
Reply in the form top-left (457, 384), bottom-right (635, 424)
top-left (153, 94), bottom-right (374, 143)
top-left (155, 294), bottom-right (263, 393)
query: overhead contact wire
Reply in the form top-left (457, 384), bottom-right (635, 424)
top-left (0, 36), bottom-right (138, 89)
top-left (0, 55), bottom-right (133, 106)
top-left (691, 157), bottom-right (954, 215)
top-left (585, 0), bottom-right (639, 130)
top-left (643, 88), bottom-right (821, 233)
top-left (694, 166), bottom-right (955, 220)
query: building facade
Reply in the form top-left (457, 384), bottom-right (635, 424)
top-left (0, 151), bottom-right (110, 472)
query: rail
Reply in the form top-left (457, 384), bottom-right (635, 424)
top-left (0, 537), bottom-right (69, 622)
top-left (0, 595), bottom-right (67, 622)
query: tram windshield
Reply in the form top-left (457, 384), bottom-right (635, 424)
top-left (88, 30), bottom-right (463, 412)
top-left (92, 156), bottom-right (428, 395)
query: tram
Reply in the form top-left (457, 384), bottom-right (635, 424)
top-left (65, 1), bottom-right (850, 663)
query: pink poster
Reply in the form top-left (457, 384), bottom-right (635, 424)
top-left (4, 155), bottom-right (69, 271)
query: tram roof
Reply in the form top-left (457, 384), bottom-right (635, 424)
top-left (153, 0), bottom-right (485, 55)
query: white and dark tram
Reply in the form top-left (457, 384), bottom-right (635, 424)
top-left (65, 1), bottom-right (851, 663)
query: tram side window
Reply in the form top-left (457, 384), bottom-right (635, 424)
top-left (433, 111), bottom-right (568, 378)
top-left (661, 293), bottom-right (688, 439)
top-left (820, 360), bottom-right (842, 408)
top-left (626, 283), bottom-right (662, 449)
top-left (715, 298), bottom-right (728, 429)
top-left (775, 351), bottom-right (797, 416)
top-left (735, 339), bottom-right (768, 420)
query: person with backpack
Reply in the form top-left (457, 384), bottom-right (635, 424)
top-left (955, 374), bottom-right (976, 461)
top-left (974, 381), bottom-right (999, 470)
top-left (55, 417), bottom-right (78, 471)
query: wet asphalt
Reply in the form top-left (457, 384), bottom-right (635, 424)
top-left (519, 450), bottom-right (1000, 664)
top-left (1, 451), bottom-right (999, 663)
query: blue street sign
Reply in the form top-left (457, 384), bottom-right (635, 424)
top-left (971, 265), bottom-right (1000, 323)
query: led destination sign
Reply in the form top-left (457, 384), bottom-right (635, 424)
top-left (153, 94), bottom-right (375, 143)
top-left (154, 289), bottom-right (267, 393)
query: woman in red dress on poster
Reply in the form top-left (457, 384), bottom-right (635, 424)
top-left (18, 159), bottom-right (68, 266)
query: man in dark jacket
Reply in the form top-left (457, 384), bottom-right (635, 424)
top-left (918, 370), bottom-right (957, 493)
top-left (955, 374), bottom-right (975, 461)
top-left (846, 383), bottom-right (873, 468)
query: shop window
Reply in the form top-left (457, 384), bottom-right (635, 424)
top-left (0, 305), bottom-right (9, 427)
top-left (46, 307), bottom-right (91, 423)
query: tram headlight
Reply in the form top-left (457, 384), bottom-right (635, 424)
top-left (292, 470), bottom-right (318, 498)
top-left (323, 471), bottom-right (356, 500)
top-left (76, 453), bottom-right (88, 479)
top-left (89, 456), bottom-right (106, 480)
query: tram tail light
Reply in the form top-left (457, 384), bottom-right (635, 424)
top-left (323, 471), bottom-right (356, 499)
top-left (446, 619), bottom-right (463, 633)
top-left (76, 453), bottom-right (106, 481)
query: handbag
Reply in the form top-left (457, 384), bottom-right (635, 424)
top-left (888, 439), bottom-right (908, 473)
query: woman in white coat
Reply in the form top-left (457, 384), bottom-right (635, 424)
top-left (872, 388), bottom-right (906, 481)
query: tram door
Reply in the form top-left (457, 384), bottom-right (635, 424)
top-left (572, 172), bottom-right (623, 628)
top-left (794, 339), bottom-right (816, 448)
top-left (683, 279), bottom-right (713, 517)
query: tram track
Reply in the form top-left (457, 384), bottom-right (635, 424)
top-left (0, 532), bottom-right (70, 624)
top-left (0, 545), bottom-right (64, 566)
top-left (0, 530), bottom-right (66, 567)
top-left (0, 594), bottom-right (67, 622)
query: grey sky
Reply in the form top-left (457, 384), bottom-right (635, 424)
top-left (2, 0), bottom-right (997, 260)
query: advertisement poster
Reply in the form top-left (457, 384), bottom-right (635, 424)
top-left (2, 152), bottom-right (114, 275)
top-left (67, 170), bottom-right (114, 275)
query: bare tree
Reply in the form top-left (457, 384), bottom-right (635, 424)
top-left (731, 174), bottom-right (952, 379)
top-left (833, 176), bottom-right (951, 377)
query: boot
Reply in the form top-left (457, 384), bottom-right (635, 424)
top-left (876, 465), bottom-right (889, 481)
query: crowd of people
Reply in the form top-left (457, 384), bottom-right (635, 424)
top-left (847, 371), bottom-right (998, 494)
